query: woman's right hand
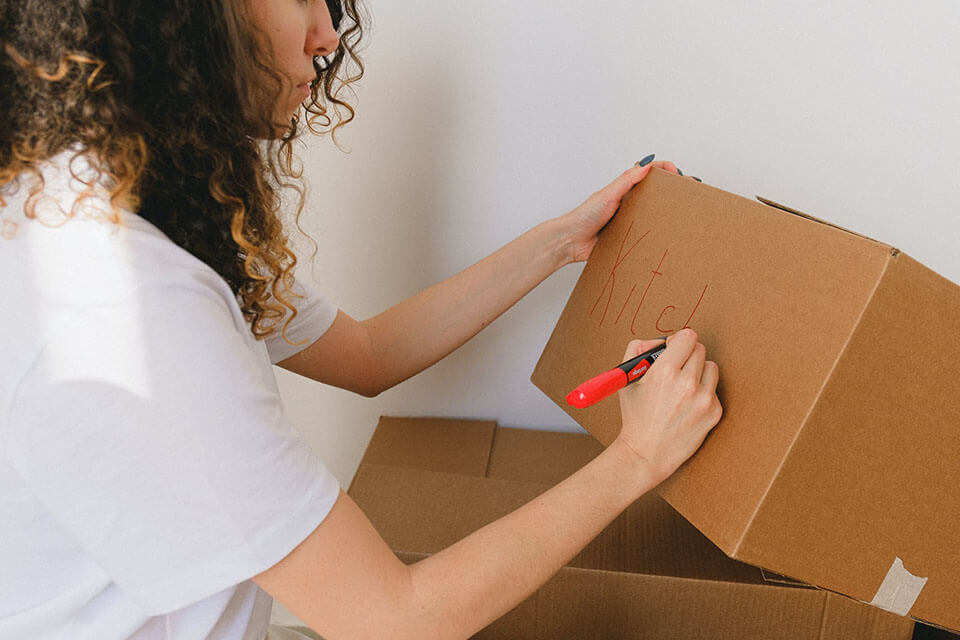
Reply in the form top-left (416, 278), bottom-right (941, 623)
top-left (614, 328), bottom-right (722, 486)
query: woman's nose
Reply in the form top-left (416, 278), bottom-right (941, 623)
top-left (306, 4), bottom-right (341, 58)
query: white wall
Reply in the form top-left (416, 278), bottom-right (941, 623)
top-left (276, 0), bottom-right (960, 489)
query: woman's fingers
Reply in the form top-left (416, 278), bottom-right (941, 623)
top-left (622, 337), bottom-right (667, 361)
top-left (657, 328), bottom-right (698, 370)
top-left (652, 160), bottom-right (680, 175)
top-left (700, 360), bottom-right (719, 391)
top-left (622, 162), bottom-right (654, 189)
top-left (603, 157), bottom-right (686, 202)
top-left (681, 341), bottom-right (706, 380)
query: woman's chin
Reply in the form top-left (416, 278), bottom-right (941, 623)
top-left (251, 114), bottom-right (297, 141)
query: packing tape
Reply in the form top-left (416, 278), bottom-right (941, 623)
top-left (869, 557), bottom-right (928, 617)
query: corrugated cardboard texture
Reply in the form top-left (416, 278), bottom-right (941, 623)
top-left (351, 463), bottom-right (545, 553)
top-left (487, 427), bottom-right (603, 484)
top-left (350, 417), bottom-right (913, 639)
top-left (478, 567), bottom-right (909, 640)
top-left (355, 415), bottom-right (496, 477)
top-left (397, 549), bottom-right (911, 640)
top-left (531, 170), bottom-right (960, 631)
top-left (738, 253), bottom-right (960, 631)
top-left (531, 169), bottom-right (891, 553)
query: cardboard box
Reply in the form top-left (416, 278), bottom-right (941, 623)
top-left (348, 416), bottom-right (914, 639)
top-left (530, 169), bottom-right (960, 632)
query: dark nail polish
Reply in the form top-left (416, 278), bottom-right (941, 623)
top-left (677, 168), bottom-right (684, 176)
top-left (692, 176), bottom-right (702, 183)
top-left (636, 153), bottom-right (655, 167)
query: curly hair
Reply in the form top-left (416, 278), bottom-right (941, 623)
top-left (0, 0), bottom-right (364, 341)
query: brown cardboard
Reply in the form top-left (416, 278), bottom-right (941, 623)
top-left (349, 416), bottom-right (914, 639)
top-left (530, 169), bottom-right (960, 631)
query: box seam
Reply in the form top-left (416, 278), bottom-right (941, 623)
top-left (732, 250), bottom-right (896, 558)
top-left (816, 591), bottom-right (831, 640)
top-left (483, 424), bottom-right (500, 478)
top-left (755, 195), bottom-right (891, 246)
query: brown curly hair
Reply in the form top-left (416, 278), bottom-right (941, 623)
top-left (0, 0), bottom-right (364, 341)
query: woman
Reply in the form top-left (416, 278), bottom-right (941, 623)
top-left (0, 1), bottom-right (722, 639)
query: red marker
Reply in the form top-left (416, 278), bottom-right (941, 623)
top-left (566, 343), bottom-right (667, 409)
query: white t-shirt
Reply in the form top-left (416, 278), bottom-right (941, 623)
top-left (0, 151), bottom-right (341, 640)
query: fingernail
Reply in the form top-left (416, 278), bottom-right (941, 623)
top-left (677, 168), bottom-right (684, 176)
top-left (692, 176), bottom-right (702, 183)
top-left (635, 154), bottom-right (655, 167)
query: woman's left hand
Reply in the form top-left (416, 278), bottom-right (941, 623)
top-left (559, 158), bottom-right (681, 263)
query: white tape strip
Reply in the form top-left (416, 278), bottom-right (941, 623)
top-left (869, 557), bottom-right (928, 617)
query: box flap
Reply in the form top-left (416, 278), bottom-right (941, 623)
top-left (350, 463), bottom-right (546, 553)
top-left (570, 493), bottom-right (764, 584)
top-left (739, 253), bottom-right (960, 631)
top-left (395, 549), bottom-right (910, 640)
top-left (531, 169), bottom-right (892, 553)
top-left (350, 456), bottom-right (765, 585)
top-left (352, 416), bottom-right (496, 483)
top-left (479, 567), bottom-right (912, 640)
top-left (487, 427), bottom-right (604, 484)
top-left (755, 195), bottom-right (892, 246)
top-left (760, 568), bottom-right (812, 587)
top-left (818, 593), bottom-right (917, 640)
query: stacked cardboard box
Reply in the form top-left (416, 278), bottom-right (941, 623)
top-left (348, 416), bottom-right (913, 639)
top-left (531, 169), bottom-right (960, 633)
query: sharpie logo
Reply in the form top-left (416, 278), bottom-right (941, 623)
top-left (628, 361), bottom-right (650, 381)
top-left (627, 350), bottom-right (663, 381)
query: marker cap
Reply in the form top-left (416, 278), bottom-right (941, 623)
top-left (566, 369), bottom-right (628, 409)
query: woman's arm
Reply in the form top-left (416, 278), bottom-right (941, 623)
top-left (278, 161), bottom-right (678, 396)
top-left (277, 216), bottom-right (571, 396)
top-left (256, 330), bottom-right (720, 640)
top-left (256, 440), bottom-right (649, 640)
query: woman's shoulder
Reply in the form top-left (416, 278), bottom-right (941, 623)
top-left (1, 149), bottom-right (240, 318)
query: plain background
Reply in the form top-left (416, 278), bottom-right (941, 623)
top-left (269, 0), bottom-right (960, 629)
top-left (276, 0), bottom-right (960, 488)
